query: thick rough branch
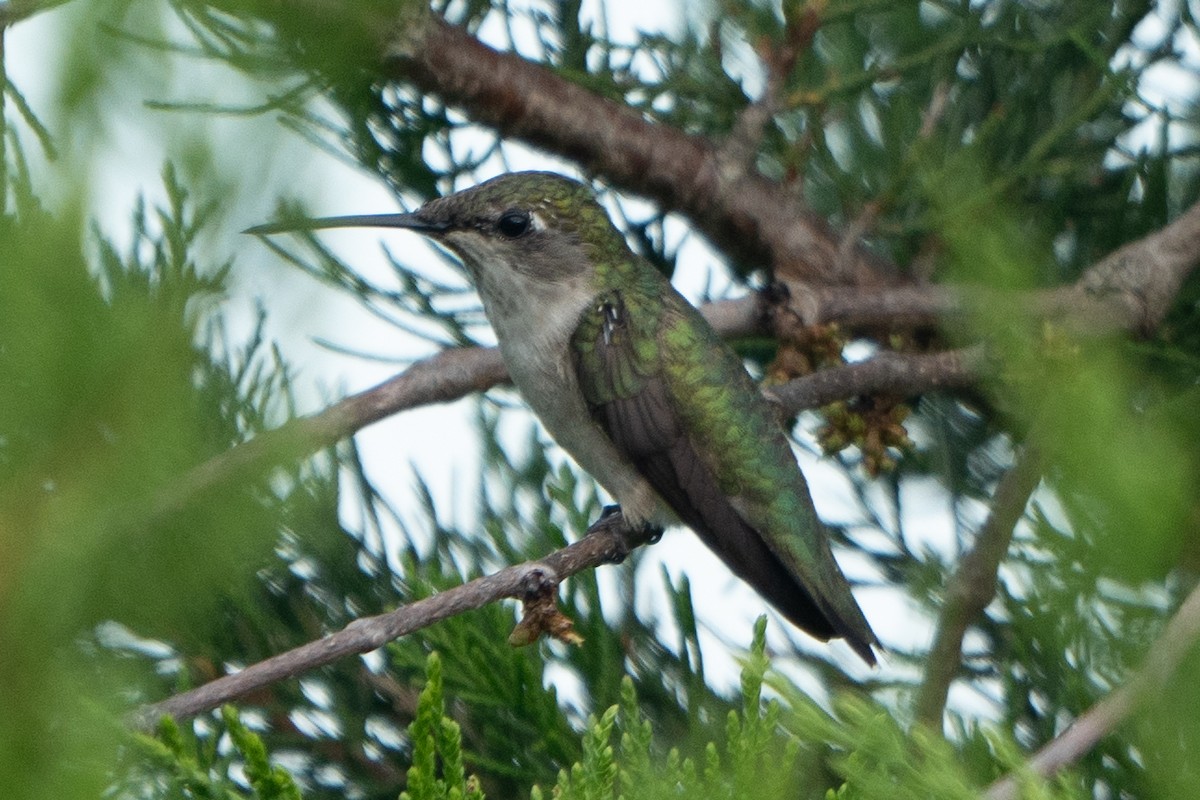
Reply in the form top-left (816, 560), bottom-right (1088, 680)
top-left (381, 11), bottom-right (891, 285)
top-left (912, 446), bottom-right (1043, 728)
top-left (985, 578), bottom-right (1200, 800)
top-left (1073, 197), bottom-right (1200, 332)
top-left (377, 11), bottom-right (1200, 306)
top-left (788, 183), bottom-right (1200, 335)
top-left (131, 510), bottom-right (656, 728)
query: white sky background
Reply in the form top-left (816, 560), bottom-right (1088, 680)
top-left (10, 0), bottom-right (1196, 722)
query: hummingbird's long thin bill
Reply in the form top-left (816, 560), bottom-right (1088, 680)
top-left (243, 213), bottom-right (447, 236)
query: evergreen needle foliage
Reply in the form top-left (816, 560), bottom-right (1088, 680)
top-left (2, 1), bottom-right (1199, 799)
top-left (127, 623), bottom-right (1087, 800)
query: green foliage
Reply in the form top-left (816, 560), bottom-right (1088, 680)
top-left (0, 155), bottom-right (286, 800)
top-left (526, 617), bottom-right (1086, 800)
top-left (400, 653), bottom-right (484, 800)
top-left (4, 1), bottom-right (1200, 799)
top-left (124, 707), bottom-right (301, 800)
top-left (129, 629), bottom-right (1093, 800)
top-left (222, 706), bottom-right (304, 800)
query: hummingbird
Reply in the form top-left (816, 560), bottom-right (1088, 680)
top-left (251, 172), bottom-right (878, 664)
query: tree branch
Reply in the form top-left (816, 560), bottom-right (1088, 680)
top-left (376, 9), bottom-right (1200, 307)
top-left (130, 510), bottom-right (657, 728)
top-left (912, 446), bottom-right (1043, 728)
top-left (787, 184), bottom-right (1200, 334)
top-left (768, 347), bottom-right (984, 412)
top-left (985, 577), bottom-right (1200, 800)
top-left (143, 346), bottom-right (508, 521)
top-left (380, 10), bottom-right (892, 285)
top-left (1075, 196), bottom-right (1200, 333)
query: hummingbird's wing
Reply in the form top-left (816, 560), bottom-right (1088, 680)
top-left (573, 286), bottom-right (878, 664)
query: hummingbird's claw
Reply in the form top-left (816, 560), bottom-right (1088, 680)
top-left (599, 504), bottom-right (622, 520)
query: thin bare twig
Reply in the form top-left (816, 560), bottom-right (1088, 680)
top-left (131, 510), bottom-right (657, 728)
top-left (912, 446), bottom-right (1043, 728)
top-left (985, 578), bottom-right (1200, 800)
top-left (144, 346), bottom-right (507, 521)
top-left (718, 2), bottom-right (819, 175)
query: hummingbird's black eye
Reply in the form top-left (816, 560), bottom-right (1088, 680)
top-left (497, 209), bottom-right (532, 238)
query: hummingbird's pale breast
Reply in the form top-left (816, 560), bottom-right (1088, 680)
top-left (453, 228), bottom-right (669, 526)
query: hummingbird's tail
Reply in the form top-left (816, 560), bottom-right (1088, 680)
top-left (633, 436), bottom-right (879, 664)
top-left (687, 512), bottom-right (879, 665)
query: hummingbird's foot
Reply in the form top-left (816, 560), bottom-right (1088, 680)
top-left (584, 506), bottom-right (664, 564)
top-left (586, 507), bottom-right (634, 564)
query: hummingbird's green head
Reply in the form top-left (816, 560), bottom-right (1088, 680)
top-left (405, 171), bottom-right (630, 283)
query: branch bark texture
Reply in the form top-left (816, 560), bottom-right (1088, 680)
top-left (132, 511), bottom-right (655, 727)
top-left (145, 347), bottom-right (508, 521)
top-left (769, 347), bottom-right (984, 412)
